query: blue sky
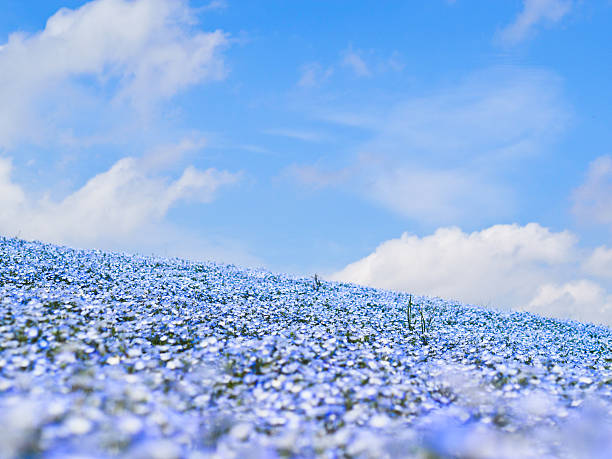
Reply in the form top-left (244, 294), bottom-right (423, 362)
top-left (1, 0), bottom-right (612, 325)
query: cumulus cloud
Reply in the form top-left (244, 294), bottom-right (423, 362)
top-left (583, 246), bottom-right (612, 280)
top-left (0, 155), bottom-right (240, 247)
top-left (0, 159), bottom-right (26, 212)
top-left (331, 223), bottom-right (612, 326)
top-left (572, 155), bottom-right (612, 227)
top-left (293, 68), bottom-right (567, 225)
top-left (498, 0), bottom-right (572, 44)
top-left (0, 0), bottom-right (227, 148)
top-left (527, 280), bottom-right (612, 325)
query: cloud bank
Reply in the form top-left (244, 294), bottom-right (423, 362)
top-left (0, 155), bottom-right (240, 247)
top-left (332, 223), bottom-right (612, 326)
top-left (0, 0), bottom-right (227, 148)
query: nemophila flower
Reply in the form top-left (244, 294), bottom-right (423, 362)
top-left (0, 236), bottom-right (611, 457)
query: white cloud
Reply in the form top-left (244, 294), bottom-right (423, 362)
top-left (0, 154), bottom-right (240, 247)
top-left (0, 0), bottom-right (227, 148)
top-left (572, 155), bottom-right (612, 227)
top-left (0, 1), bottom-right (252, 266)
top-left (527, 280), bottom-right (612, 325)
top-left (583, 246), bottom-right (612, 280)
top-left (498, 0), bottom-right (572, 44)
top-left (331, 223), bottom-right (612, 326)
top-left (341, 48), bottom-right (370, 77)
top-left (358, 68), bottom-right (566, 161)
top-left (294, 68), bottom-right (567, 224)
top-left (0, 158), bottom-right (26, 212)
top-left (359, 163), bottom-right (514, 223)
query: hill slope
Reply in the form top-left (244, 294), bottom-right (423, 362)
top-left (0, 237), bottom-right (611, 458)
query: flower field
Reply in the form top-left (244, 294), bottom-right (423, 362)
top-left (0, 237), bottom-right (611, 458)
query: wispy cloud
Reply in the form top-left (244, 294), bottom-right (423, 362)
top-left (286, 163), bottom-right (354, 190)
top-left (297, 47), bottom-right (403, 88)
top-left (199, 0), bottom-right (228, 12)
top-left (341, 48), bottom-right (371, 77)
top-left (332, 223), bottom-right (612, 326)
top-left (572, 155), bottom-right (612, 227)
top-left (292, 67), bottom-right (568, 225)
top-left (297, 62), bottom-right (333, 88)
top-left (141, 136), bottom-right (208, 171)
top-left (263, 128), bottom-right (326, 143)
top-left (357, 161), bottom-right (515, 222)
top-left (498, 0), bottom-right (573, 44)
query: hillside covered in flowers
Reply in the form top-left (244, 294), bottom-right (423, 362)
top-left (0, 237), bottom-right (611, 458)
